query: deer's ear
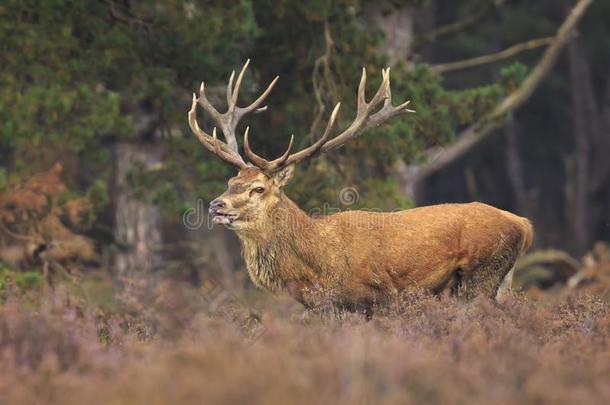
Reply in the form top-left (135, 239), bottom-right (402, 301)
top-left (273, 164), bottom-right (295, 187)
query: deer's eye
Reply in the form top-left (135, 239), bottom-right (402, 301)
top-left (253, 187), bottom-right (265, 194)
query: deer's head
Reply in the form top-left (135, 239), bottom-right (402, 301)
top-left (207, 165), bottom-right (294, 231)
top-left (188, 60), bottom-right (414, 232)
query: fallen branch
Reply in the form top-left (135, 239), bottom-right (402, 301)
top-left (515, 249), bottom-right (580, 276)
top-left (431, 37), bottom-right (554, 74)
top-left (414, 0), bottom-right (593, 185)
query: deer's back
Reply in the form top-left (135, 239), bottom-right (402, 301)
top-left (315, 202), bottom-right (532, 291)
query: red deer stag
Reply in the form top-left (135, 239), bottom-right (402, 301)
top-left (188, 60), bottom-right (533, 311)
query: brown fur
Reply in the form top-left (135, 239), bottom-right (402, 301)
top-left (211, 167), bottom-right (534, 310)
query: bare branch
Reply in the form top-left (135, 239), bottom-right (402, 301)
top-left (431, 37), bottom-right (554, 74)
top-left (309, 20), bottom-right (337, 140)
top-left (414, 0), bottom-right (593, 183)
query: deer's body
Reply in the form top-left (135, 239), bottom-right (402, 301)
top-left (188, 61), bottom-right (534, 309)
top-left (236, 186), bottom-right (532, 309)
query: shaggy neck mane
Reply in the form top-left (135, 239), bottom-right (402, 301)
top-left (236, 194), bottom-right (319, 293)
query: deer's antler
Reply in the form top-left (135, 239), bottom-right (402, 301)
top-left (189, 62), bottom-right (414, 174)
top-left (320, 68), bottom-right (415, 152)
top-left (244, 67), bottom-right (414, 173)
top-left (188, 59), bottom-right (278, 169)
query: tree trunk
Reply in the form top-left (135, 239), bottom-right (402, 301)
top-left (589, 74), bottom-right (610, 241)
top-left (114, 142), bottom-right (162, 280)
top-left (505, 116), bottom-right (530, 216)
top-left (364, 1), bottom-right (415, 64)
top-left (365, 1), bottom-right (421, 202)
top-left (597, 76), bottom-right (610, 186)
top-left (566, 37), bottom-right (598, 254)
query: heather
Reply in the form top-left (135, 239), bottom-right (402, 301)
top-left (1, 278), bottom-right (609, 405)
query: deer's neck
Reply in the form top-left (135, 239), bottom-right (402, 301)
top-left (236, 195), bottom-right (319, 293)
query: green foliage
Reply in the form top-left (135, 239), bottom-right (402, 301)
top-left (87, 180), bottom-right (111, 212)
top-left (500, 62), bottom-right (529, 91)
top-left (358, 177), bottom-right (413, 210)
top-left (0, 2), bottom-right (129, 151)
top-left (0, 0), bottom-right (257, 212)
top-left (1, 0), bottom-right (591, 241)
top-left (287, 58), bottom-right (523, 208)
top-left (0, 168), bottom-right (6, 191)
top-left (0, 264), bottom-right (43, 302)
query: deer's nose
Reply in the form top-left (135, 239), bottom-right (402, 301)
top-left (209, 199), bottom-right (226, 212)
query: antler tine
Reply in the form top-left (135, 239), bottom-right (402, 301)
top-left (351, 66), bottom-right (390, 128)
top-left (188, 94), bottom-right (248, 169)
top-left (368, 67), bottom-right (391, 108)
top-left (363, 98), bottom-right (416, 131)
top-left (198, 81), bottom-right (223, 124)
top-left (320, 67), bottom-right (414, 152)
top-left (237, 75), bottom-right (279, 117)
top-left (230, 59), bottom-right (251, 110)
top-left (194, 60), bottom-right (278, 154)
top-left (226, 70), bottom-right (235, 106)
top-left (270, 134), bottom-right (295, 166)
top-left (357, 68), bottom-right (367, 113)
top-left (279, 102), bottom-right (341, 167)
top-left (362, 68), bottom-right (416, 130)
top-left (211, 127), bottom-right (220, 154)
top-left (196, 80), bottom-right (239, 152)
top-left (244, 125), bottom-right (296, 171)
top-left (243, 126), bottom-right (269, 168)
top-left (399, 99), bottom-right (416, 111)
top-left (243, 102), bottom-right (340, 173)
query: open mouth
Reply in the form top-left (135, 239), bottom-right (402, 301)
top-left (211, 211), bottom-right (239, 225)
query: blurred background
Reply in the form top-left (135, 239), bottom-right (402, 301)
top-left (1, 0), bottom-right (609, 297)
